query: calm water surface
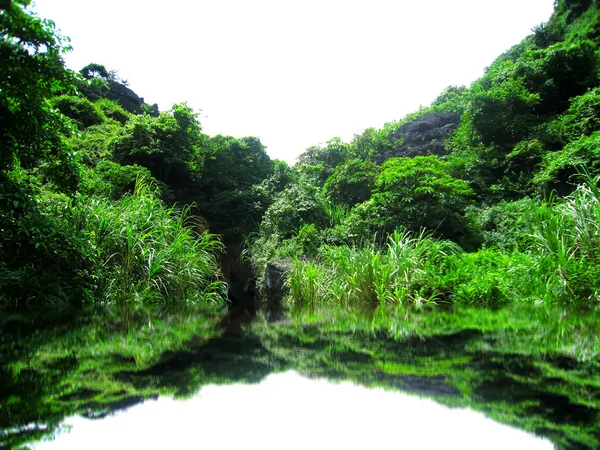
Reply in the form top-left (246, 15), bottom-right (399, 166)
top-left (3, 304), bottom-right (599, 449)
top-left (32, 371), bottom-right (553, 450)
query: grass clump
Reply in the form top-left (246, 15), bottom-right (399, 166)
top-left (287, 230), bottom-right (460, 308)
top-left (80, 179), bottom-right (227, 312)
top-left (0, 178), bottom-right (227, 316)
top-left (530, 172), bottom-right (600, 303)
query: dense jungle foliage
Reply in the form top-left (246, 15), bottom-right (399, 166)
top-left (2, 0), bottom-right (600, 447)
top-left (247, 0), bottom-right (600, 309)
top-left (3, 0), bottom-right (599, 316)
top-left (0, 0), bottom-right (599, 342)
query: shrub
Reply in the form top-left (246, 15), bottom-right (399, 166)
top-left (260, 180), bottom-right (328, 239)
top-left (466, 198), bottom-right (540, 251)
top-left (94, 98), bottom-right (132, 125)
top-left (372, 156), bottom-right (474, 241)
top-left (52, 95), bottom-right (105, 129)
top-left (82, 161), bottom-right (163, 200)
top-left (323, 159), bottom-right (377, 207)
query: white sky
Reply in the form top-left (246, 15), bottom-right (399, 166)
top-left (32, 0), bottom-right (555, 163)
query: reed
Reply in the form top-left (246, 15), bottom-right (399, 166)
top-left (286, 229), bottom-right (461, 307)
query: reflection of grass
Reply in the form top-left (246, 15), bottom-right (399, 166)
top-left (283, 303), bottom-right (600, 363)
top-left (249, 303), bottom-right (600, 449)
top-left (378, 356), bottom-right (473, 377)
top-left (0, 307), bottom-right (224, 449)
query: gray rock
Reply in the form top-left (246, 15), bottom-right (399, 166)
top-left (376, 112), bottom-right (460, 163)
top-left (262, 259), bottom-right (292, 309)
top-left (78, 80), bottom-right (151, 115)
top-left (106, 82), bottom-right (144, 114)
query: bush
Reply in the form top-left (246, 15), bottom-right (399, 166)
top-left (82, 161), bottom-right (163, 200)
top-left (529, 173), bottom-right (600, 303)
top-left (0, 169), bottom-right (87, 307)
top-left (286, 230), bottom-right (461, 308)
top-left (466, 198), bottom-right (540, 251)
top-left (94, 98), bottom-right (132, 125)
top-left (260, 180), bottom-right (328, 239)
top-left (52, 95), bottom-right (105, 129)
top-left (434, 249), bottom-right (543, 305)
top-left (68, 122), bottom-right (123, 166)
top-left (323, 159), bottom-right (377, 207)
top-left (534, 131), bottom-right (600, 190)
top-left (0, 177), bottom-right (227, 312)
top-left (372, 156), bottom-right (474, 241)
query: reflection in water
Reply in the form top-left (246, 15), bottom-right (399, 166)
top-left (34, 371), bottom-right (553, 450)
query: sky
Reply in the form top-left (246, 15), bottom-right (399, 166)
top-left (32, 0), bottom-right (556, 163)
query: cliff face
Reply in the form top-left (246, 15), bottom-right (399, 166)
top-left (376, 112), bottom-right (460, 164)
top-left (79, 81), bottom-right (159, 116)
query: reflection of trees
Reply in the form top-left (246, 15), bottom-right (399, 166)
top-left (2, 320), bottom-right (599, 449)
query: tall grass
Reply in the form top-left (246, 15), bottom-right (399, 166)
top-left (265, 174), bottom-right (600, 309)
top-left (287, 230), bottom-right (460, 308)
top-left (84, 180), bottom-right (227, 311)
top-left (26, 178), bottom-right (228, 317)
top-left (530, 172), bottom-right (600, 303)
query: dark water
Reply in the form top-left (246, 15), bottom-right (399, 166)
top-left (2, 304), bottom-right (600, 449)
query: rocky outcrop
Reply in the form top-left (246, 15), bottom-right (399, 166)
top-left (105, 82), bottom-right (144, 114)
top-left (260, 259), bottom-right (292, 320)
top-left (79, 81), bottom-right (159, 116)
top-left (376, 112), bottom-right (460, 163)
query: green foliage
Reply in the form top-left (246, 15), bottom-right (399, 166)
top-left (465, 198), bottom-right (540, 251)
top-left (76, 181), bottom-right (227, 311)
top-left (286, 230), bottom-right (461, 308)
top-left (94, 97), bottom-right (132, 125)
top-left (532, 19), bottom-right (566, 49)
top-left (67, 121), bottom-right (123, 166)
top-left (535, 131), bottom-right (600, 188)
top-left (431, 85), bottom-right (469, 114)
top-left (556, 0), bottom-right (595, 23)
top-left (195, 135), bottom-right (274, 237)
top-left (326, 199), bottom-right (385, 244)
top-left (0, 170), bottom-right (226, 310)
top-left (260, 180), bottom-right (328, 239)
top-left (79, 62), bottom-right (112, 80)
top-left (347, 128), bottom-right (382, 160)
top-left (296, 138), bottom-right (349, 186)
top-left (112, 103), bottom-right (204, 185)
top-left (529, 173), bottom-right (600, 302)
top-left (543, 87), bottom-right (600, 148)
top-left (435, 249), bottom-right (543, 305)
top-left (519, 39), bottom-right (599, 114)
top-left (199, 135), bottom-right (273, 194)
top-left (0, 0), bottom-right (79, 190)
top-left (323, 158), bottom-right (377, 207)
top-left (0, 168), bottom-right (90, 307)
top-left (372, 156), bottom-right (474, 240)
top-left (468, 67), bottom-right (540, 147)
top-left (81, 160), bottom-right (160, 200)
top-left (52, 95), bottom-right (104, 129)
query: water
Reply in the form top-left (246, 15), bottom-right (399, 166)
top-left (32, 371), bottom-right (552, 450)
top-left (2, 304), bottom-right (600, 449)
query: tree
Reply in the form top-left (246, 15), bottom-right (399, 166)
top-left (323, 159), bottom-right (377, 207)
top-left (0, 0), bottom-right (78, 189)
top-left (260, 180), bottom-right (328, 239)
top-left (79, 63), bottom-right (112, 81)
top-left (296, 138), bottom-right (349, 186)
top-left (372, 156), bottom-right (474, 240)
top-left (112, 103), bottom-right (204, 186)
top-left (195, 135), bottom-right (274, 238)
